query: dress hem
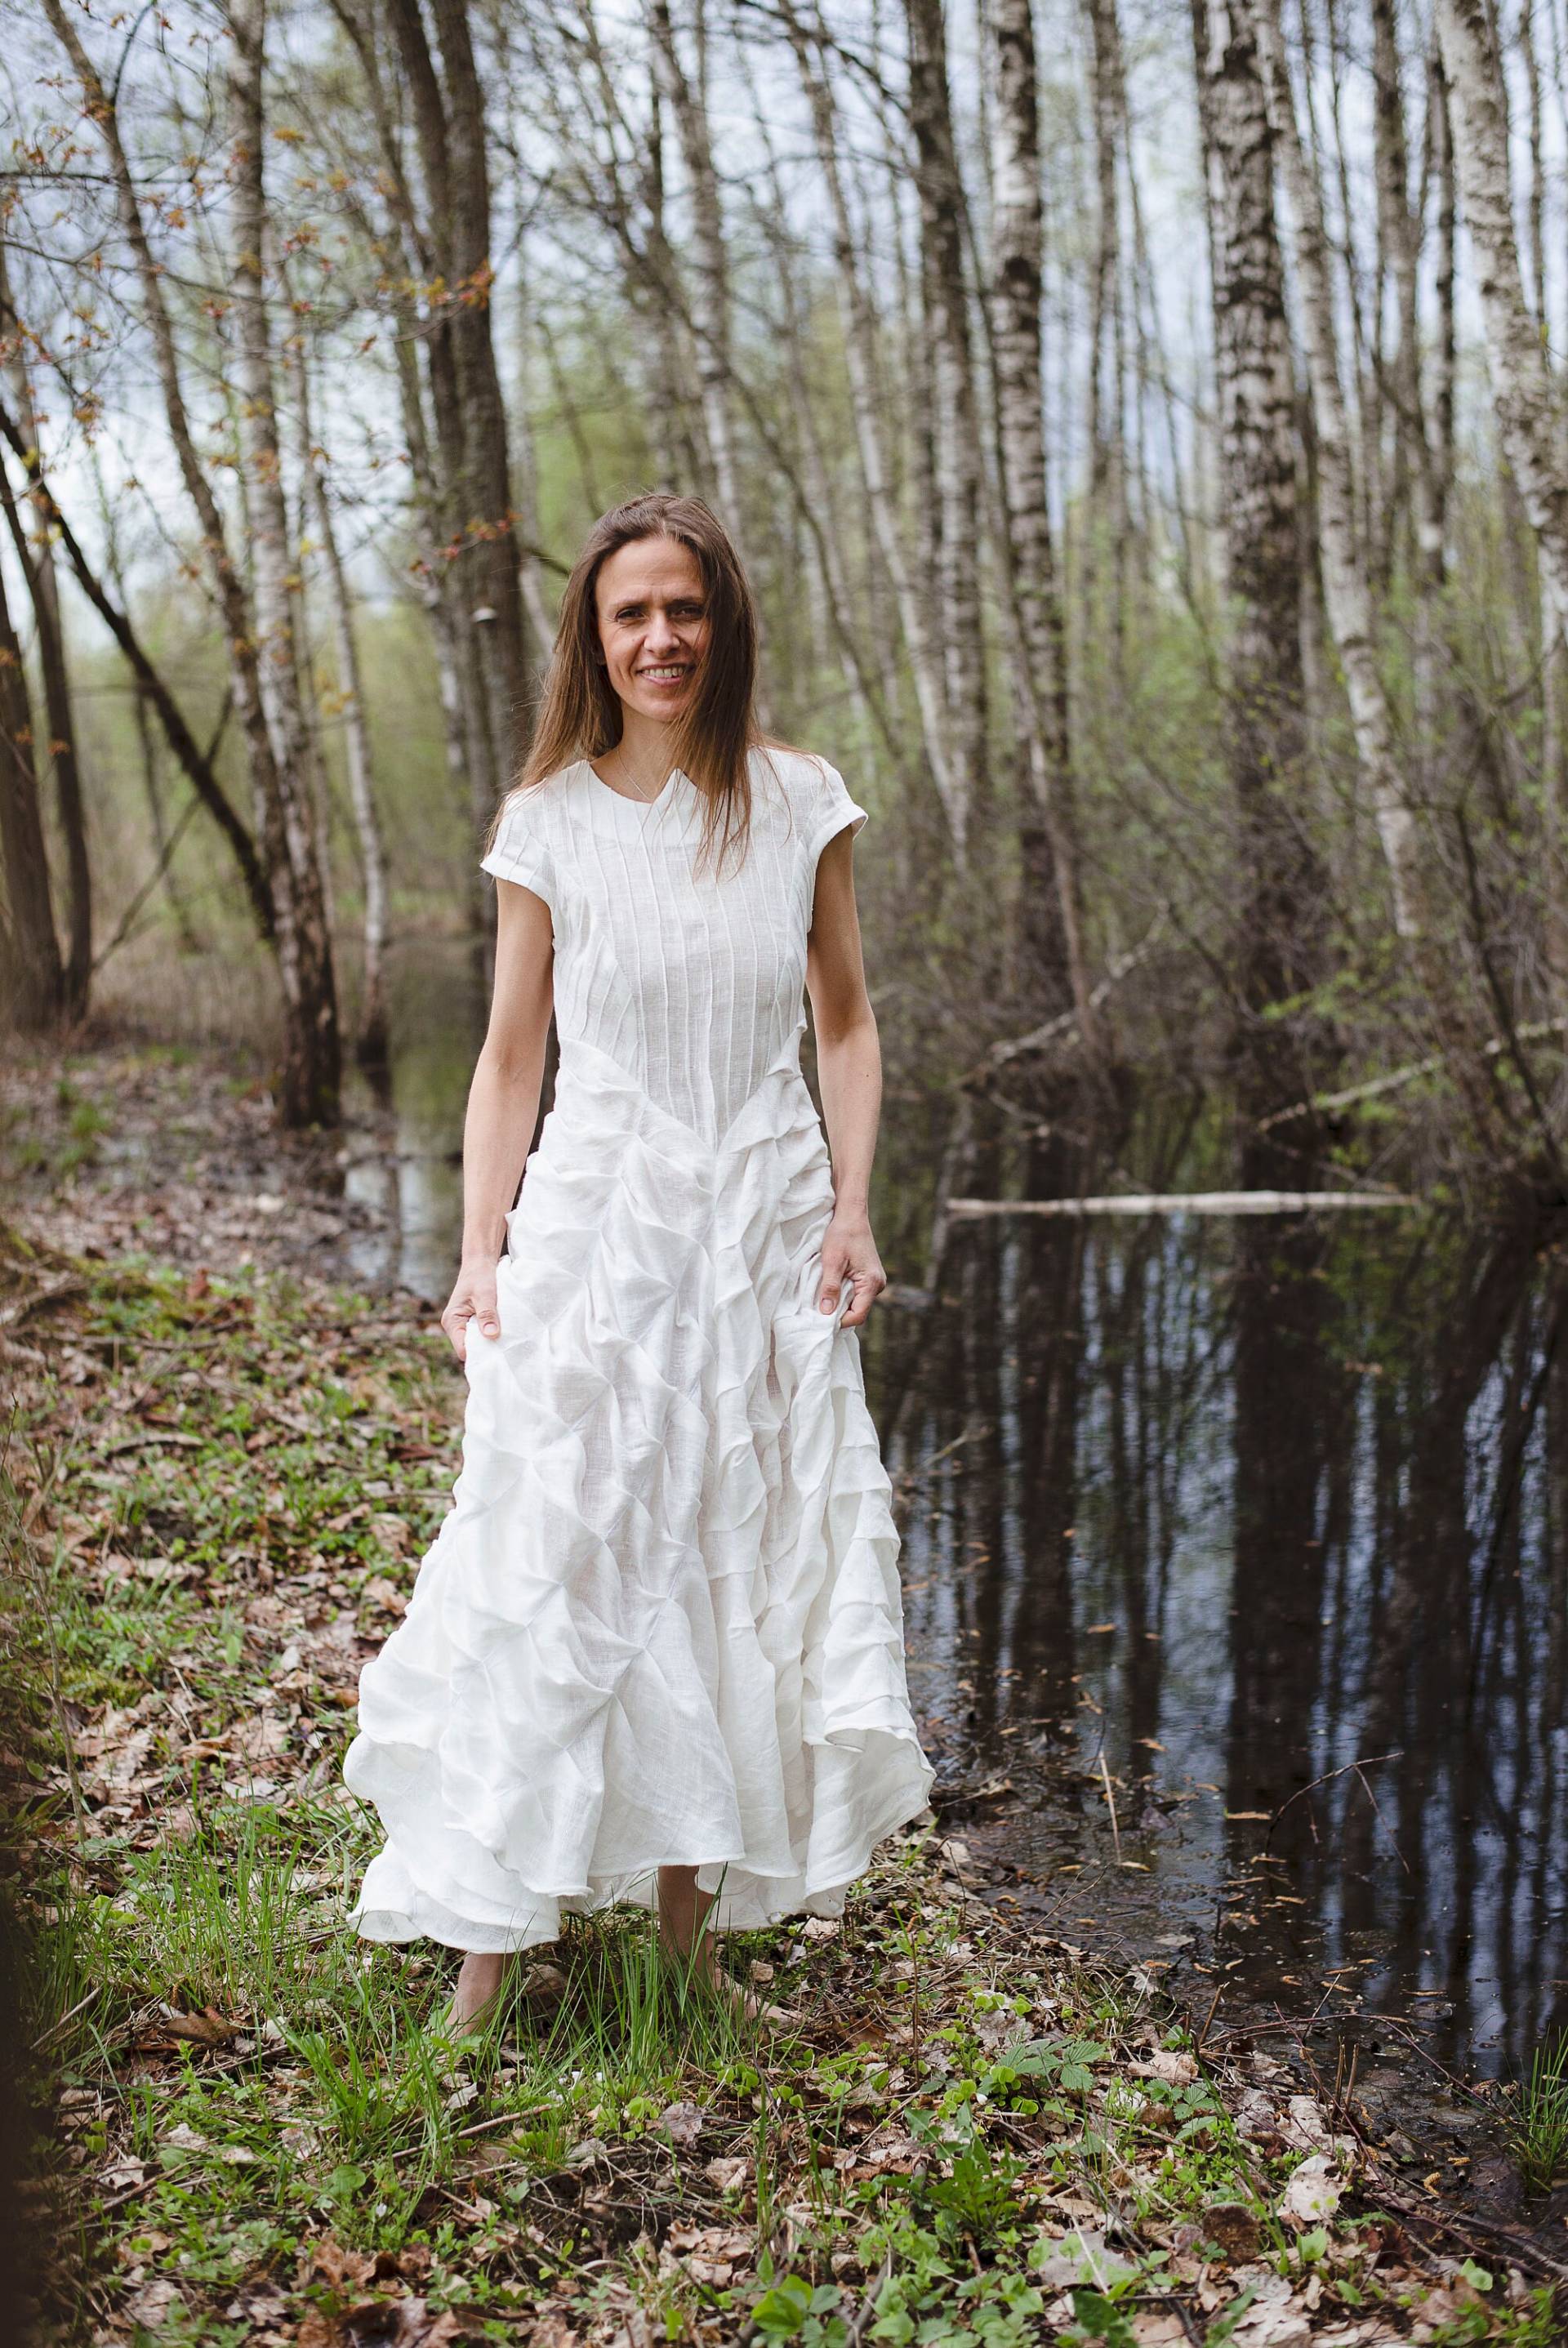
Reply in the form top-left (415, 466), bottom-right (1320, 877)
top-left (347, 1748), bottom-right (936, 1956)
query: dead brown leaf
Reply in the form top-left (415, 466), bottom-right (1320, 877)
top-left (703, 2154), bottom-right (751, 2193)
top-left (344, 2297), bottom-right (466, 2346)
top-left (163, 2006), bottom-right (245, 2047)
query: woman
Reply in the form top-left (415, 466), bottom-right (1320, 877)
top-left (344, 492), bottom-right (933, 2028)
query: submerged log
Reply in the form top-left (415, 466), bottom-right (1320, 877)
top-left (945, 1190), bottom-right (1419, 1217)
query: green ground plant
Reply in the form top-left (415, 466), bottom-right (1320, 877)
top-left (1509, 2035), bottom-right (1568, 2198)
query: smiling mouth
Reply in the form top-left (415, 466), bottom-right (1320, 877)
top-left (638, 664), bottom-right (692, 682)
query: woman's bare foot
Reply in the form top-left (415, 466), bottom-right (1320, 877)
top-left (441, 1952), bottom-right (508, 2034)
top-left (699, 1965), bottom-right (800, 2030)
top-left (655, 1865), bottom-right (797, 2029)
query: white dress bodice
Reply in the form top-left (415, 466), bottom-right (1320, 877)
top-left (479, 747), bottom-right (867, 1146)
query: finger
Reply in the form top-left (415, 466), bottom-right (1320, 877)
top-left (843, 1276), bottom-right (881, 1328)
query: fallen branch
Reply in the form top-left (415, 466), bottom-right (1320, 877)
top-left (1256, 1018), bottom-right (1568, 1133)
top-left (978, 911), bottom-right (1169, 1073)
top-left (944, 1190), bottom-right (1419, 1219)
top-left (1264, 1751), bottom-right (1405, 1864)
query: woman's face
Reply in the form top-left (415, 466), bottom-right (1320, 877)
top-left (594, 535), bottom-right (711, 728)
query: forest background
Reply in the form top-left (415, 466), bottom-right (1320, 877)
top-left (5, 0), bottom-right (1568, 1201)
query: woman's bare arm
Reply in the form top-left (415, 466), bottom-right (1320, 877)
top-left (804, 824), bottom-right (888, 1330)
top-left (441, 880), bottom-right (555, 1359)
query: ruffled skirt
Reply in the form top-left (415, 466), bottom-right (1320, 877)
top-left (343, 1033), bottom-right (933, 1951)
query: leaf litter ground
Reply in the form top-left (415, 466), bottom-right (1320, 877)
top-left (2, 1080), bottom-right (1564, 2346)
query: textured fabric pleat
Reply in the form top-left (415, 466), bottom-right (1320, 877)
top-left (345, 751), bottom-right (933, 1952)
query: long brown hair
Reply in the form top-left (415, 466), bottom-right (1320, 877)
top-left (491, 492), bottom-right (767, 875)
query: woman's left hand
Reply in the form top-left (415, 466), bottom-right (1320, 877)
top-left (818, 1210), bottom-right (886, 1329)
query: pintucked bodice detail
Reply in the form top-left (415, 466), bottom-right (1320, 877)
top-left (479, 749), bottom-right (866, 1147)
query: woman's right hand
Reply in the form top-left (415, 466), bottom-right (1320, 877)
top-left (440, 1257), bottom-right (501, 1361)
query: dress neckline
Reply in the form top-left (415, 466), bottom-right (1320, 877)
top-left (578, 756), bottom-right (689, 813)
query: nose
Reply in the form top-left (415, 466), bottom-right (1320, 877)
top-left (644, 608), bottom-right (681, 654)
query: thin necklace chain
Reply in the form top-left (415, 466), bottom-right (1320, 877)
top-left (597, 755), bottom-right (672, 803)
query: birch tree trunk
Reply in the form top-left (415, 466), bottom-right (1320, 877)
top-left (786, 1), bottom-right (969, 854)
top-left (1517, 0), bottom-right (1547, 331)
top-left (1368, 0), bottom-right (1424, 573)
top-left (0, 452), bottom-right (88, 1018)
top-left (988, 0), bottom-right (1102, 1045)
top-left (427, 0), bottom-right (532, 801)
top-left (1250, 0), bottom-right (1425, 938)
top-left (294, 335), bottom-right (391, 1066)
top-left (42, 0), bottom-right (280, 836)
top-left (0, 549), bottom-right (62, 1028)
top-left (1435, 0), bottom-right (1568, 631)
top-left (328, 0), bottom-right (484, 889)
top-left (227, 0), bottom-right (341, 1125)
top-left (0, 243), bottom-right (89, 1016)
top-left (1192, 0), bottom-right (1328, 1067)
top-left (380, 0), bottom-right (510, 842)
top-left (1084, 0), bottom-right (1130, 683)
top-left (743, 78), bottom-right (889, 732)
top-left (511, 272), bottom-right (557, 663)
top-left (45, 0), bottom-right (341, 1124)
top-left (1428, 42), bottom-right (1457, 564)
top-left (1409, 41), bottom-right (1454, 819)
top-left (1435, 0), bottom-right (1568, 995)
top-left (905, 0), bottom-right (989, 831)
top-left (648, 0), bottom-right (744, 532)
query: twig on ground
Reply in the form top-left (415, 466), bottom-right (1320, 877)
top-left (1097, 1755), bottom-right (1123, 1865)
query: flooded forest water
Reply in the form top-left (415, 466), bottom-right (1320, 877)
top-left (340, 945), bottom-right (1568, 2122)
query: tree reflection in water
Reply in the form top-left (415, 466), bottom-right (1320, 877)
top-left (874, 1179), bottom-right (1568, 2078)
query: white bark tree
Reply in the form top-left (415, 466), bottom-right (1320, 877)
top-left (292, 329), bottom-right (392, 1065)
top-left (1435, 0), bottom-right (1568, 630)
top-left (1435, 0), bottom-right (1568, 996)
top-left (648, 0), bottom-right (744, 532)
top-left (1250, 0), bottom-right (1425, 938)
top-left (988, 0), bottom-right (1102, 1046)
top-left (43, 0), bottom-right (341, 1124)
top-left (906, 0), bottom-right (989, 830)
top-left (1193, 0), bottom-right (1330, 1083)
top-left (227, 0), bottom-right (342, 1119)
top-left (785, 0), bottom-right (970, 854)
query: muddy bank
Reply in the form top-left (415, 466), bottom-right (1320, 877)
top-left (2, 1033), bottom-right (436, 1296)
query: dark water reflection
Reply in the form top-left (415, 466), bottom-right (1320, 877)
top-left (342, 946), bottom-right (1568, 2083)
top-left (873, 1170), bottom-right (1568, 2083)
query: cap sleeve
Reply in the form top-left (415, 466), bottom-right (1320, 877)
top-left (806, 760), bottom-right (869, 867)
top-left (481, 788), bottom-right (556, 910)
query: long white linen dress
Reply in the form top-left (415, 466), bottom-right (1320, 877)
top-left (344, 746), bottom-right (934, 1952)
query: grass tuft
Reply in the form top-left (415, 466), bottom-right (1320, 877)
top-left (1511, 2034), bottom-right (1568, 2197)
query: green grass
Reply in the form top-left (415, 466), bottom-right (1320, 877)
top-left (1511, 2033), bottom-right (1568, 2196)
